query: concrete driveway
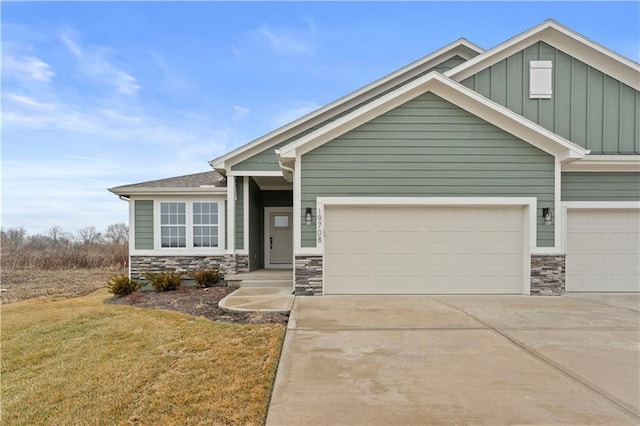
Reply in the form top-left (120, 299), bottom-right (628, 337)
top-left (267, 293), bottom-right (640, 425)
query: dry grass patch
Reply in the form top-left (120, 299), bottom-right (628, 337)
top-left (2, 289), bottom-right (285, 425)
top-left (1, 267), bottom-right (122, 303)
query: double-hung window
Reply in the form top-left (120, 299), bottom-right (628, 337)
top-left (160, 202), bottom-right (186, 247)
top-left (158, 200), bottom-right (220, 249)
top-left (193, 202), bottom-right (219, 247)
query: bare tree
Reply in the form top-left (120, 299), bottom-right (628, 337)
top-left (104, 223), bottom-right (129, 244)
top-left (1, 227), bottom-right (27, 248)
top-left (77, 226), bottom-right (102, 245)
top-left (48, 225), bottom-right (73, 245)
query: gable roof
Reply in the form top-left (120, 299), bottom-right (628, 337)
top-left (276, 72), bottom-right (588, 175)
top-left (209, 38), bottom-right (484, 173)
top-left (445, 19), bottom-right (640, 90)
top-left (109, 171), bottom-right (226, 196)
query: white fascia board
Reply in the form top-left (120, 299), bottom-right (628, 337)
top-left (108, 187), bottom-right (227, 196)
top-left (279, 72), bottom-right (586, 160)
top-left (563, 201), bottom-right (640, 209)
top-left (226, 170), bottom-right (283, 177)
top-left (209, 40), bottom-right (485, 171)
top-left (562, 155), bottom-right (640, 172)
top-left (446, 20), bottom-right (640, 91)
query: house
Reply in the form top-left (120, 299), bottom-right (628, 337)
top-left (109, 20), bottom-right (640, 296)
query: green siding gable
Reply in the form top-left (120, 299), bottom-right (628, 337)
top-left (134, 200), bottom-right (154, 250)
top-left (562, 172), bottom-right (640, 201)
top-left (462, 41), bottom-right (640, 154)
top-left (301, 92), bottom-right (555, 248)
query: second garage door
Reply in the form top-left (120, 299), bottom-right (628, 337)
top-left (323, 205), bottom-right (525, 294)
top-left (566, 209), bottom-right (640, 292)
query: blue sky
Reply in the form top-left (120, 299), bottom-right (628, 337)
top-left (2, 1), bottom-right (639, 235)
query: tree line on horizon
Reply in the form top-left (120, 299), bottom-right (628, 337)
top-left (1, 223), bottom-right (129, 270)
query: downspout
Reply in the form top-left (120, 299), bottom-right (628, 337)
top-left (275, 149), bottom-right (294, 182)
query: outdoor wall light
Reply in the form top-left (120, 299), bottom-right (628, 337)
top-left (305, 207), bottom-right (313, 225)
top-left (542, 207), bottom-right (553, 224)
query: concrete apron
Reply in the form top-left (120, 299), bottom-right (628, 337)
top-left (267, 294), bottom-right (640, 425)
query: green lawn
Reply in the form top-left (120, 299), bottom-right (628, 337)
top-left (1, 289), bottom-right (285, 425)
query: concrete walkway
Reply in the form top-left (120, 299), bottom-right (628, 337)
top-left (218, 285), bottom-right (294, 314)
top-left (267, 293), bottom-right (640, 425)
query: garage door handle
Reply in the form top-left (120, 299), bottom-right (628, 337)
top-left (270, 237), bottom-right (273, 250)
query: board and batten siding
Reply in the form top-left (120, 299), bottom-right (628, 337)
top-left (134, 200), bottom-right (154, 250)
top-left (461, 41), bottom-right (640, 154)
top-left (231, 56), bottom-right (473, 172)
top-left (562, 172), bottom-right (640, 201)
top-left (300, 92), bottom-right (555, 248)
top-left (235, 177), bottom-right (244, 249)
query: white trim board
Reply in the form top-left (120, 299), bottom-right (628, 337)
top-left (562, 156), bottom-right (640, 172)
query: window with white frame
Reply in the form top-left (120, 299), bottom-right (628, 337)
top-left (193, 202), bottom-right (219, 247)
top-left (160, 202), bottom-right (186, 247)
top-left (157, 200), bottom-right (221, 249)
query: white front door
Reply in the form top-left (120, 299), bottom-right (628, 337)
top-left (265, 207), bottom-right (293, 269)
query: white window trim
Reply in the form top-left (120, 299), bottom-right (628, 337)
top-left (129, 195), bottom-right (226, 256)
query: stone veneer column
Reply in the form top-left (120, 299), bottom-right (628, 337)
top-left (530, 255), bottom-right (566, 295)
top-left (295, 256), bottom-right (323, 295)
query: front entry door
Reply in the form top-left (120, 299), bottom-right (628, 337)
top-left (265, 208), bottom-right (293, 268)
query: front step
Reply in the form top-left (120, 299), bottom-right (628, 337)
top-left (240, 279), bottom-right (292, 288)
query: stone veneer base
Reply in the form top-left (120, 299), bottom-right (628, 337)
top-left (530, 255), bottom-right (566, 295)
top-left (130, 254), bottom-right (249, 280)
top-left (295, 255), bottom-right (323, 295)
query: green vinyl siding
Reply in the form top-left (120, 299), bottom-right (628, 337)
top-left (134, 200), bottom-right (154, 250)
top-left (433, 55), bottom-right (467, 73)
top-left (235, 177), bottom-right (244, 249)
top-left (562, 172), bottom-right (640, 201)
top-left (301, 92), bottom-right (555, 247)
top-left (462, 42), bottom-right (640, 154)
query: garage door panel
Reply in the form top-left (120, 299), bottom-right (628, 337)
top-left (324, 205), bottom-right (524, 294)
top-left (566, 209), bottom-right (640, 292)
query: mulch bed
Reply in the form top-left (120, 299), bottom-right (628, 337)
top-left (105, 285), bottom-right (289, 325)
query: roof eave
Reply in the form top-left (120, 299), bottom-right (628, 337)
top-left (446, 20), bottom-right (640, 91)
top-left (108, 187), bottom-right (227, 196)
top-left (209, 38), bottom-right (485, 171)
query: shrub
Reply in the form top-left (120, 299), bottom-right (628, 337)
top-left (191, 269), bottom-right (220, 288)
top-left (107, 275), bottom-right (140, 297)
top-left (145, 272), bottom-right (182, 292)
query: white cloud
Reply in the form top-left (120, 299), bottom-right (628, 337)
top-left (232, 105), bottom-right (250, 122)
top-left (60, 34), bottom-right (83, 58)
top-left (2, 53), bottom-right (54, 82)
top-left (257, 23), bottom-right (314, 56)
top-left (234, 21), bottom-right (318, 58)
top-left (59, 32), bottom-right (141, 96)
top-left (270, 101), bottom-right (321, 128)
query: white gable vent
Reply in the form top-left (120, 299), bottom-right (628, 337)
top-left (529, 60), bottom-right (552, 99)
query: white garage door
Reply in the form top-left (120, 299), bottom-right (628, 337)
top-left (324, 205), bottom-right (525, 294)
top-left (566, 209), bottom-right (640, 292)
